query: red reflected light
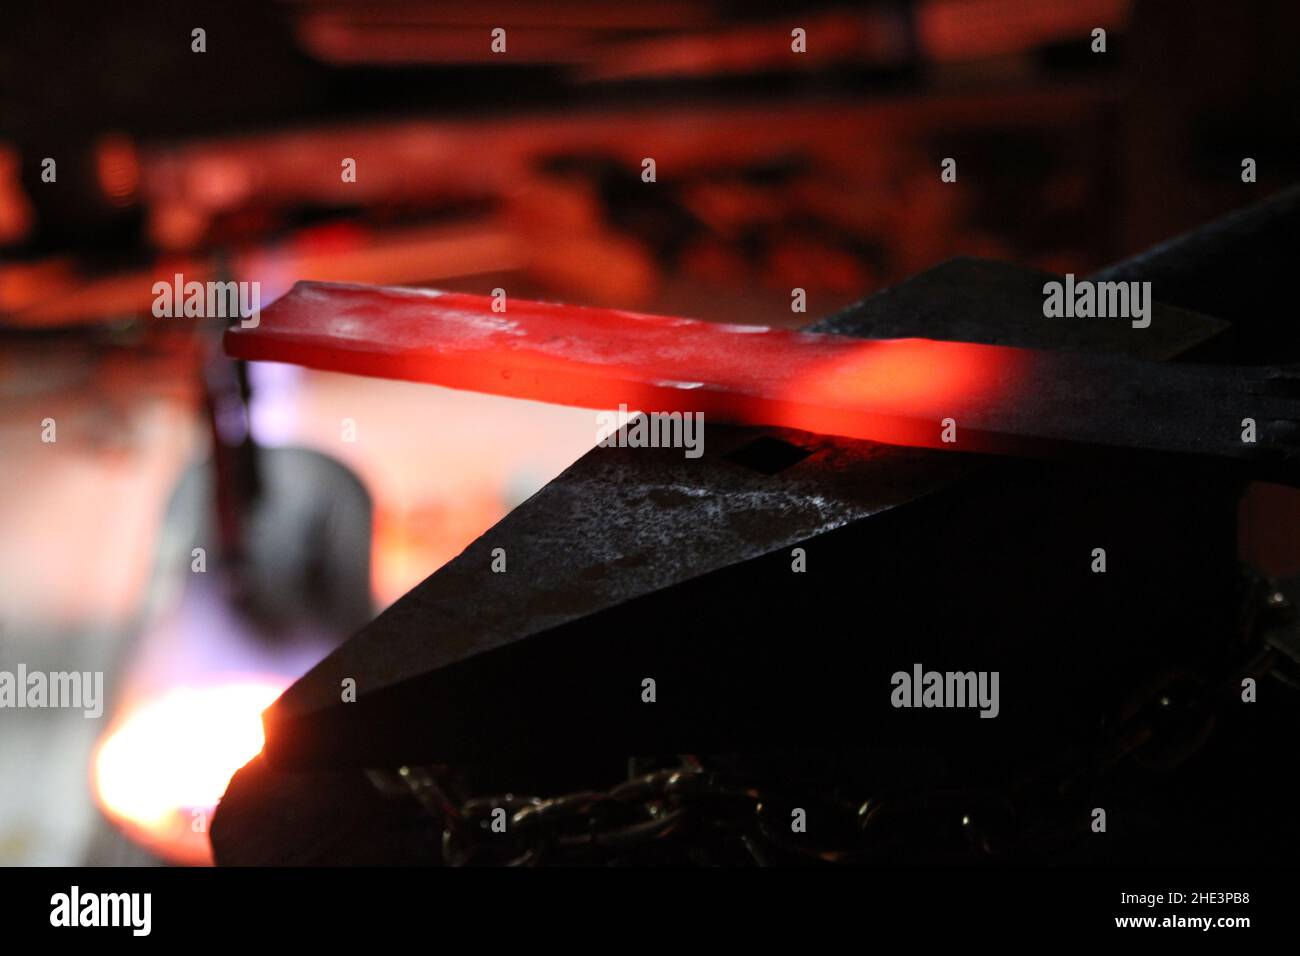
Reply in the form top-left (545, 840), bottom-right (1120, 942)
top-left (95, 134), bottom-right (141, 208)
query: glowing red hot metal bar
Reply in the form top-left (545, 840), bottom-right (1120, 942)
top-left (224, 281), bottom-right (1300, 479)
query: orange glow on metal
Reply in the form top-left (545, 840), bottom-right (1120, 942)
top-left (226, 281), bottom-right (1024, 453)
top-left (776, 337), bottom-right (1027, 449)
top-left (92, 679), bottom-right (285, 865)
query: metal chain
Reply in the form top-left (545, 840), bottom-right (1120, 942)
top-left (394, 573), bottom-right (1297, 866)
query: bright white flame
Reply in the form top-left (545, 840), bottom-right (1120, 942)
top-left (93, 680), bottom-right (285, 863)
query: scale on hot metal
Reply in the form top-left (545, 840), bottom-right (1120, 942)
top-left (212, 188), bottom-right (1300, 866)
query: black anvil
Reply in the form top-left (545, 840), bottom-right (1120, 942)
top-left (212, 187), bottom-right (1300, 866)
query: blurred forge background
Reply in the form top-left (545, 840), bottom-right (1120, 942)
top-left (0, 0), bottom-right (1297, 864)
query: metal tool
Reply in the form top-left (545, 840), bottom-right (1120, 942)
top-left (225, 265), bottom-right (1300, 485)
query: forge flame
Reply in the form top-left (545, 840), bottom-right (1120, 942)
top-left (92, 679), bottom-right (285, 865)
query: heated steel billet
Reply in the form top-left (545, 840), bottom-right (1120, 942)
top-left (225, 278), bottom-right (1300, 484)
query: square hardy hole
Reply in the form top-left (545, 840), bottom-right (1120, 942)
top-left (723, 436), bottom-right (812, 475)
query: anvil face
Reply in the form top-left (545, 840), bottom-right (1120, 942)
top-left (236, 259), bottom-right (1240, 768)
